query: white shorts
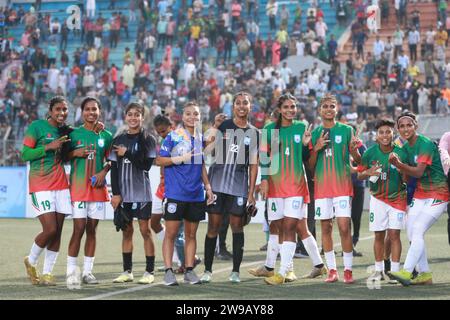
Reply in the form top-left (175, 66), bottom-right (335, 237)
top-left (30, 189), bottom-right (72, 217)
top-left (152, 197), bottom-right (163, 215)
top-left (71, 201), bottom-right (106, 220)
top-left (267, 197), bottom-right (306, 221)
top-left (408, 198), bottom-right (449, 220)
top-left (369, 196), bottom-right (406, 232)
top-left (314, 196), bottom-right (351, 220)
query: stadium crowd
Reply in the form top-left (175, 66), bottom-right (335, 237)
top-left (0, 0), bottom-right (450, 167)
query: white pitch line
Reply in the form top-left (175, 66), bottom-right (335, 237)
top-left (80, 260), bottom-right (264, 300)
top-left (82, 234), bottom-right (375, 300)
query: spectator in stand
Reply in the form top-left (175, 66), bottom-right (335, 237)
top-left (408, 26), bottom-right (420, 62)
top-left (266, 0), bottom-right (278, 31)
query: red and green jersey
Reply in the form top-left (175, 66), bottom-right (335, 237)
top-left (22, 120), bottom-right (69, 193)
top-left (311, 122), bottom-right (354, 199)
top-left (69, 127), bottom-right (113, 202)
top-left (403, 134), bottom-right (449, 201)
top-left (359, 144), bottom-right (407, 211)
top-left (260, 121), bottom-right (310, 201)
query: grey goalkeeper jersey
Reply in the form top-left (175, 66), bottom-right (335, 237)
top-left (208, 119), bottom-right (259, 197)
top-left (108, 132), bottom-right (156, 203)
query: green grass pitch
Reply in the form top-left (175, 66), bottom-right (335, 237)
top-left (1, 212), bottom-right (450, 300)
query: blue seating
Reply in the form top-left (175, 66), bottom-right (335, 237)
top-left (10, 0), bottom-right (352, 69)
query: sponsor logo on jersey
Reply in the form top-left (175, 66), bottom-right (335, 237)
top-left (123, 158), bottom-right (131, 164)
top-left (294, 134), bottom-right (301, 143)
top-left (167, 203), bottom-right (177, 214)
top-left (98, 138), bottom-right (105, 148)
top-left (244, 136), bottom-right (251, 145)
top-left (335, 135), bottom-right (342, 144)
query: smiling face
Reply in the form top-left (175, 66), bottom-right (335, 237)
top-left (49, 101), bottom-right (68, 126)
top-left (397, 117), bottom-right (417, 141)
top-left (376, 125), bottom-right (394, 147)
top-left (279, 98), bottom-right (297, 123)
top-left (182, 104), bottom-right (201, 129)
top-left (82, 100), bottom-right (100, 124)
top-left (233, 94), bottom-right (251, 119)
top-left (319, 98), bottom-right (338, 121)
top-left (125, 107), bottom-right (143, 131)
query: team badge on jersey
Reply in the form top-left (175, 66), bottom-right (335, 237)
top-left (339, 200), bottom-right (347, 209)
top-left (167, 203), bottom-right (177, 214)
top-left (96, 202), bottom-right (104, 210)
top-left (98, 138), bottom-right (105, 148)
top-left (335, 135), bottom-right (342, 144)
top-left (414, 155), bottom-right (418, 163)
top-left (294, 134), bottom-right (301, 143)
top-left (397, 212), bottom-right (404, 221)
top-left (244, 136), bottom-right (251, 145)
top-left (237, 197), bottom-right (244, 206)
top-left (292, 200), bottom-right (300, 210)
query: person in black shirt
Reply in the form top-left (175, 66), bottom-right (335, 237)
top-left (109, 102), bottom-right (157, 285)
top-left (200, 92), bottom-right (259, 284)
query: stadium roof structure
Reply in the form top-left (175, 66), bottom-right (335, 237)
top-left (417, 114), bottom-right (450, 140)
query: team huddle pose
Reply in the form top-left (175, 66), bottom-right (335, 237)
top-left (22, 92), bottom-right (449, 289)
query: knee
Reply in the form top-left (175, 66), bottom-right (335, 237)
top-left (184, 232), bottom-right (196, 242)
top-left (123, 228), bottom-right (134, 240)
top-left (139, 227), bottom-right (151, 239)
top-left (45, 226), bottom-right (58, 240)
top-left (230, 221), bottom-right (243, 234)
top-left (164, 228), bottom-right (178, 241)
top-left (321, 221), bottom-right (333, 235)
top-left (72, 225), bottom-right (85, 238)
top-left (85, 226), bottom-right (97, 238)
top-left (207, 224), bottom-right (220, 237)
top-left (340, 228), bottom-right (351, 238)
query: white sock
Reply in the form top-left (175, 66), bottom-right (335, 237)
top-left (287, 259), bottom-right (294, 272)
top-left (67, 256), bottom-right (78, 275)
top-left (343, 251), bottom-right (353, 271)
top-left (43, 249), bottom-right (59, 274)
top-left (28, 242), bottom-right (44, 266)
top-left (391, 262), bottom-right (400, 272)
top-left (375, 261), bottom-right (383, 272)
top-left (156, 225), bottom-right (166, 241)
top-left (302, 236), bottom-right (323, 266)
top-left (83, 256), bottom-right (95, 275)
top-left (265, 234), bottom-right (280, 269)
top-left (324, 250), bottom-right (336, 270)
top-left (279, 241), bottom-right (296, 277)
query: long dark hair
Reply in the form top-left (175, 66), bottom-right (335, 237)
top-left (275, 93), bottom-right (298, 130)
top-left (46, 96), bottom-right (73, 162)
